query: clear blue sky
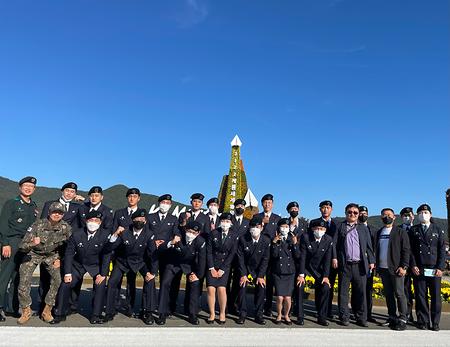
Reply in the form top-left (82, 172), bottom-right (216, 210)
top-left (0, 0), bottom-right (448, 218)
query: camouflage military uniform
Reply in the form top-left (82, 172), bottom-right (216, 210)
top-left (17, 219), bottom-right (72, 308)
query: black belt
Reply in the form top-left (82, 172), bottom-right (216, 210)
top-left (347, 260), bottom-right (360, 265)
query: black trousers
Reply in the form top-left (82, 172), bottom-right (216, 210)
top-left (378, 268), bottom-right (407, 322)
top-left (296, 280), bottom-right (330, 321)
top-left (237, 281), bottom-right (265, 319)
top-left (404, 273), bottom-right (414, 319)
top-left (159, 266), bottom-right (201, 317)
top-left (0, 238), bottom-right (22, 313)
top-left (366, 271), bottom-right (374, 320)
top-left (338, 263), bottom-right (367, 322)
top-left (226, 258), bottom-right (241, 312)
top-left (413, 274), bottom-right (442, 326)
top-left (105, 266), bottom-right (156, 315)
top-left (54, 269), bottom-right (106, 317)
top-left (327, 267), bottom-right (338, 317)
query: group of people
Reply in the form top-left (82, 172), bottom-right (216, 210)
top-left (0, 176), bottom-right (446, 331)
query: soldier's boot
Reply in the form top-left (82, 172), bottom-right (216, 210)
top-left (41, 304), bottom-right (54, 323)
top-left (17, 307), bottom-right (32, 325)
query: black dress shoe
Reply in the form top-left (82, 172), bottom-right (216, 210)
top-left (317, 319), bottom-right (329, 326)
top-left (285, 320), bottom-right (293, 326)
top-left (356, 320), bottom-right (368, 327)
top-left (49, 315), bottom-right (66, 325)
top-left (431, 324), bottom-right (440, 332)
top-left (144, 314), bottom-right (154, 326)
top-left (0, 310), bottom-right (6, 322)
top-left (394, 321), bottom-right (407, 331)
top-left (416, 322), bottom-right (426, 330)
top-left (217, 320), bottom-right (226, 325)
top-left (274, 319), bottom-right (282, 325)
top-left (156, 315), bottom-right (166, 326)
top-left (5, 311), bottom-right (20, 318)
top-left (206, 318), bottom-right (215, 325)
top-left (90, 316), bottom-right (104, 325)
top-left (236, 316), bottom-right (245, 325)
top-left (295, 318), bottom-right (304, 326)
top-left (367, 317), bottom-right (377, 323)
top-left (104, 314), bottom-right (114, 322)
top-left (339, 320), bottom-right (350, 326)
top-left (255, 317), bottom-right (266, 325)
top-left (188, 315), bottom-right (200, 326)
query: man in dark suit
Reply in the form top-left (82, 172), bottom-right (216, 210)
top-left (297, 219), bottom-right (333, 326)
top-left (104, 209), bottom-right (158, 325)
top-left (77, 186), bottom-right (114, 234)
top-left (147, 194), bottom-right (180, 314)
top-left (256, 193), bottom-right (281, 316)
top-left (336, 203), bottom-right (375, 327)
top-left (53, 211), bottom-right (111, 324)
top-left (236, 215), bottom-right (270, 325)
top-left (156, 220), bottom-right (206, 326)
top-left (227, 198), bottom-right (250, 314)
top-left (409, 204), bottom-right (445, 331)
top-left (375, 208), bottom-right (410, 331)
top-left (309, 200), bottom-right (338, 319)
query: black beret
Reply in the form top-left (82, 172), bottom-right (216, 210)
top-left (309, 219), bottom-right (327, 229)
top-left (19, 176), bottom-right (37, 185)
top-left (219, 212), bottom-right (233, 221)
top-left (88, 186), bottom-right (103, 195)
top-left (358, 205), bottom-right (368, 213)
top-left (286, 201), bottom-right (299, 211)
top-left (417, 204), bottom-right (431, 214)
top-left (277, 218), bottom-right (290, 226)
top-left (319, 200), bottom-right (333, 208)
top-left (61, 182), bottom-right (77, 191)
top-left (207, 197), bottom-right (219, 206)
top-left (234, 199), bottom-right (246, 206)
top-left (86, 210), bottom-right (103, 220)
top-left (400, 207), bottom-right (413, 215)
top-left (186, 220), bottom-right (202, 232)
top-left (126, 188), bottom-right (141, 197)
top-left (131, 208), bottom-right (147, 219)
top-left (261, 194), bottom-right (273, 202)
top-left (249, 215), bottom-right (263, 227)
top-left (158, 194), bottom-right (172, 202)
top-left (191, 193), bottom-right (204, 201)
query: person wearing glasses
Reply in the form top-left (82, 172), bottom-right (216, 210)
top-left (336, 203), bottom-right (375, 327)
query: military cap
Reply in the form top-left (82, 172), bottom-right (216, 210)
top-left (400, 207), bottom-right (413, 216)
top-left (261, 194), bottom-right (274, 202)
top-left (249, 215), bottom-right (263, 227)
top-left (49, 201), bottom-right (65, 213)
top-left (131, 208), bottom-right (147, 219)
top-left (86, 210), bottom-right (103, 220)
top-left (88, 186), bottom-right (103, 195)
top-left (191, 193), bottom-right (204, 201)
top-left (286, 201), bottom-right (299, 211)
top-left (319, 200), bottom-right (333, 208)
top-left (207, 197), bottom-right (219, 206)
top-left (61, 182), bottom-right (77, 191)
top-left (186, 220), bottom-right (202, 232)
top-left (417, 204), bottom-right (431, 214)
top-left (158, 194), bottom-right (172, 202)
top-left (19, 176), bottom-right (37, 186)
top-left (234, 199), bottom-right (246, 206)
top-left (359, 205), bottom-right (368, 213)
top-left (277, 218), bottom-right (290, 227)
top-left (219, 212), bottom-right (233, 221)
top-left (126, 188), bottom-right (141, 197)
top-left (309, 219), bottom-right (327, 229)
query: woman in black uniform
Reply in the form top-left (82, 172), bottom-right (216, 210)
top-left (271, 218), bottom-right (299, 325)
top-left (206, 212), bottom-right (239, 324)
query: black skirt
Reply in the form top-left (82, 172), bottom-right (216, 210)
top-left (273, 273), bottom-right (295, 296)
top-left (206, 269), bottom-right (230, 288)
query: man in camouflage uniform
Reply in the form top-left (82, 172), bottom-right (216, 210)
top-left (17, 202), bottom-right (72, 324)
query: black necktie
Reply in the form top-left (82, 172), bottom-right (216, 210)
top-left (161, 214), bottom-right (165, 221)
top-left (129, 210), bottom-right (133, 217)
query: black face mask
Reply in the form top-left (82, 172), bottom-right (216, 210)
top-left (235, 207), bottom-right (244, 216)
top-left (382, 216), bottom-right (393, 225)
top-left (289, 211), bottom-right (298, 218)
top-left (133, 221), bottom-right (145, 230)
top-left (358, 215), bottom-right (368, 223)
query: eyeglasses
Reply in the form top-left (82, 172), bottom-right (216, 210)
top-left (346, 211), bottom-right (359, 216)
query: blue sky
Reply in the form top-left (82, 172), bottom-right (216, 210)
top-left (0, 0), bottom-right (448, 218)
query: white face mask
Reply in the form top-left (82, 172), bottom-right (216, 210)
top-left (402, 216), bottom-right (412, 225)
top-left (185, 232), bottom-right (197, 243)
top-left (159, 203), bottom-right (170, 214)
top-left (220, 221), bottom-right (231, 232)
top-left (313, 229), bottom-right (326, 239)
top-left (279, 226), bottom-right (289, 236)
top-left (250, 227), bottom-right (261, 239)
top-left (208, 205), bottom-right (218, 215)
top-left (418, 212), bottom-right (431, 224)
top-left (86, 221), bottom-right (100, 232)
